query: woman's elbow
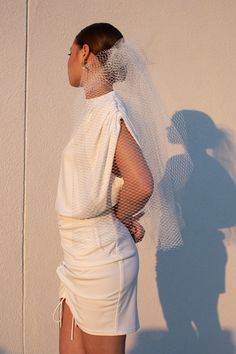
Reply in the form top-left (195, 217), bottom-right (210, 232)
top-left (137, 174), bottom-right (154, 197)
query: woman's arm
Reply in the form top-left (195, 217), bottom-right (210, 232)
top-left (112, 118), bottom-right (154, 226)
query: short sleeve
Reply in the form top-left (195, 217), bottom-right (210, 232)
top-left (115, 99), bottom-right (141, 149)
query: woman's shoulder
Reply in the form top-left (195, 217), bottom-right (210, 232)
top-left (87, 92), bottom-right (127, 122)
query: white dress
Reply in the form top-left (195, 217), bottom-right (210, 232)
top-left (52, 90), bottom-right (141, 339)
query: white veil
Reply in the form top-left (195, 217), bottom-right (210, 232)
top-left (68, 37), bottom-right (193, 251)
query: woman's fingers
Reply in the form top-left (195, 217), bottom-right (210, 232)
top-left (134, 229), bottom-right (145, 242)
top-left (130, 221), bottom-right (145, 243)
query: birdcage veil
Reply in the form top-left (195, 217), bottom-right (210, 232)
top-left (68, 36), bottom-right (193, 251)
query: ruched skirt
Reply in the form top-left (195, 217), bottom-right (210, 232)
top-left (52, 211), bottom-right (140, 339)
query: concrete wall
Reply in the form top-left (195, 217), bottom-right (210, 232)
top-left (1, 0), bottom-right (236, 353)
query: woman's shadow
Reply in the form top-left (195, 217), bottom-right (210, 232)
top-left (156, 110), bottom-right (236, 354)
top-left (130, 110), bottom-right (236, 354)
top-left (129, 110), bottom-right (236, 354)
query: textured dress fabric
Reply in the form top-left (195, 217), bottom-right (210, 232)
top-left (52, 90), bottom-right (141, 339)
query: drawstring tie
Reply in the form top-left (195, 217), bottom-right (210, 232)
top-left (52, 297), bottom-right (65, 328)
top-left (52, 297), bottom-right (75, 340)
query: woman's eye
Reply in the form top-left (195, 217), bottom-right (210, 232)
top-left (68, 53), bottom-right (71, 56)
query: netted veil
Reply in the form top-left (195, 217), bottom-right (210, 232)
top-left (68, 37), bottom-right (193, 251)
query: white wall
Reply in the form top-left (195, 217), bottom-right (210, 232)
top-left (1, 1), bottom-right (236, 353)
top-left (0, 1), bottom-right (26, 353)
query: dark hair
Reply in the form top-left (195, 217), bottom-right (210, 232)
top-left (74, 23), bottom-right (126, 84)
top-left (75, 23), bottom-right (123, 54)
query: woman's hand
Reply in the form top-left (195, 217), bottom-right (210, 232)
top-left (112, 203), bottom-right (146, 243)
top-left (123, 211), bottom-right (146, 243)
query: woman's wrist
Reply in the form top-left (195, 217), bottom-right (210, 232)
top-left (112, 203), bottom-right (133, 228)
top-left (120, 215), bottom-right (133, 228)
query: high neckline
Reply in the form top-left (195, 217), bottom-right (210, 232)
top-left (85, 90), bottom-right (115, 106)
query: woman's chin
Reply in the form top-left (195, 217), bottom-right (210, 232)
top-left (68, 79), bottom-right (80, 88)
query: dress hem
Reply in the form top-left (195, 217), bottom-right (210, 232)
top-left (53, 294), bottom-right (140, 338)
top-left (75, 320), bottom-right (140, 336)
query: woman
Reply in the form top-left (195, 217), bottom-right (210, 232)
top-left (52, 23), bottom-right (154, 354)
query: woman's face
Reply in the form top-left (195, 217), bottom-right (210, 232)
top-left (67, 41), bottom-right (90, 87)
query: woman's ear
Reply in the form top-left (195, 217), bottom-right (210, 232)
top-left (82, 44), bottom-right (90, 61)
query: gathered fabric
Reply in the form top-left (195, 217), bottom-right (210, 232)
top-left (52, 211), bottom-right (140, 338)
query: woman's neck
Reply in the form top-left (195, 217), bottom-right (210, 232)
top-left (84, 85), bottom-right (113, 99)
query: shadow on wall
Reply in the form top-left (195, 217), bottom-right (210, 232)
top-left (155, 110), bottom-right (236, 354)
top-left (127, 329), bottom-right (235, 354)
top-left (0, 348), bottom-right (21, 354)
